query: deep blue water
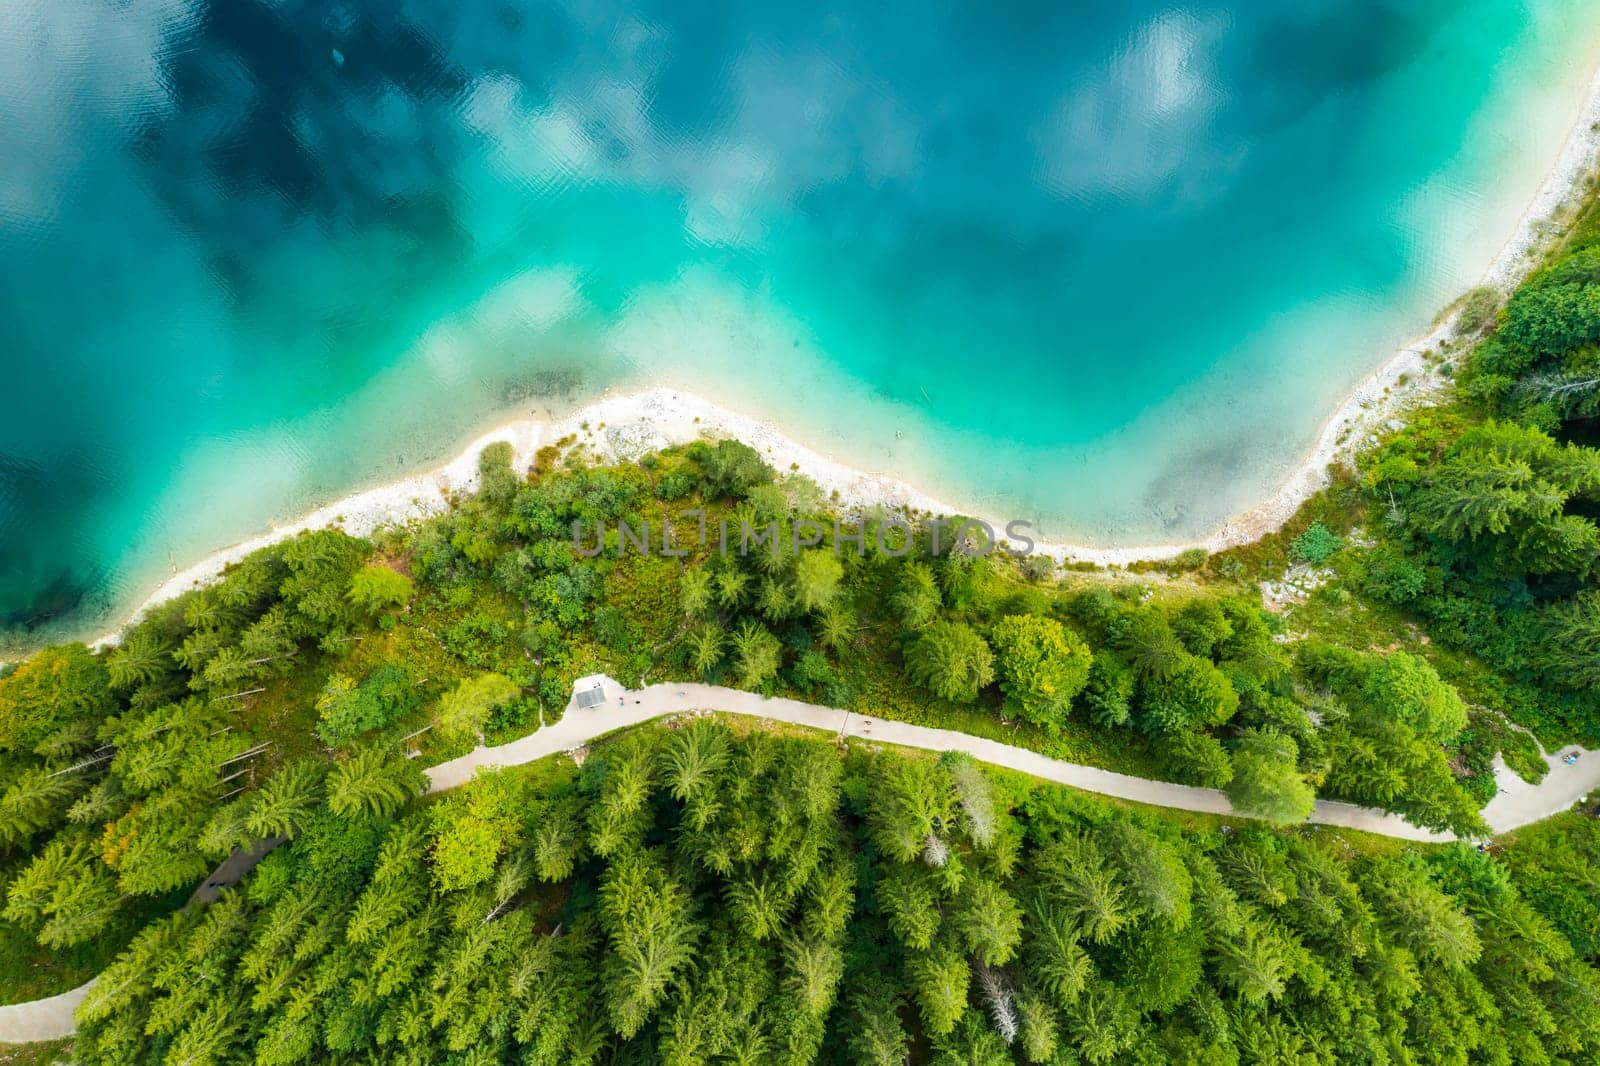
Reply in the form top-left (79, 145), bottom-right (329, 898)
top-left (2, 0), bottom-right (1599, 646)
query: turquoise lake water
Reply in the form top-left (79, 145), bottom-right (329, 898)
top-left (3, 0), bottom-right (1600, 647)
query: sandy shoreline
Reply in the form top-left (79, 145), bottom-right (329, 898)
top-left (48, 60), bottom-right (1600, 652)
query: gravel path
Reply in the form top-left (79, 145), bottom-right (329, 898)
top-left (427, 676), bottom-right (1457, 842)
top-left (0, 980), bottom-right (93, 1044)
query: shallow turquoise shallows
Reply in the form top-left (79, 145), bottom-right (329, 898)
top-left (3, 0), bottom-right (1600, 647)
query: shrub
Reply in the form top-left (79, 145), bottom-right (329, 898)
top-left (316, 664), bottom-right (417, 746)
top-left (656, 470), bottom-right (696, 501)
top-left (348, 565), bottom-right (414, 613)
top-left (1454, 286), bottom-right (1500, 336)
top-left (699, 440), bottom-right (775, 499)
top-left (1289, 523), bottom-right (1340, 565)
top-left (477, 441), bottom-right (520, 504)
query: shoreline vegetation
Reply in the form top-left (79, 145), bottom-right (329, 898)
top-left (22, 62), bottom-right (1600, 663)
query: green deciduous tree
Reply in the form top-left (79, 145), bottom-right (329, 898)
top-left (431, 773), bottom-right (523, 891)
top-left (1172, 597), bottom-right (1235, 658)
top-left (1502, 250), bottom-right (1600, 356)
top-left (1360, 650), bottom-right (1468, 742)
top-left (990, 613), bottom-right (1093, 731)
top-left (436, 673), bottom-right (520, 745)
top-left (1157, 730), bottom-right (1234, 788)
top-left (1111, 917), bottom-right (1204, 1012)
top-left (1138, 654), bottom-right (1238, 735)
top-left (0, 643), bottom-right (114, 752)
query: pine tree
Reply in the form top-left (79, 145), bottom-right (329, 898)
top-left (38, 862), bottom-right (123, 948)
top-left (533, 804), bottom-right (583, 882)
top-left (714, 568), bottom-right (749, 609)
top-left (782, 934), bottom-right (844, 1016)
top-left (868, 757), bottom-right (955, 864)
top-left (725, 874), bottom-right (789, 941)
top-left (907, 942), bottom-right (970, 1037)
top-left (1015, 988), bottom-right (1060, 1063)
top-left (660, 719), bottom-right (730, 806)
top-left (246, 759), bottom-right (326, 839)
top-left (688, 625), bottom-right (724, 678)
top-left (904, 621), bottom-right (995, 703)
top-left (1211, 915), bottom-right (1299, 1003)
top-left (1042, 835), bottom-right (1129, 945)
top-left (730, 622), bottom-right (781, 691)
top-left (588, 747), bottom-right (655, 858)
top-left (3, 837), bottom-right (79, 928)
top-left (328, 746), bottom-right (424, 818)
top-left (817, 605), bottom-right (855, 651)
top-left (892, 562), bottom-right (943, 629)
top-left (1065, 981), bottom-right (1139, 1065)
top-left (878, 867), bottom-right (941, 950)
top-left (1096, 821), bottom-right (1193, 926)
top-left (107, 629), bottom-right (174, 690)
top-left (346, 877), bottom-right (422, 946)
top-left (679, 567), bottom-right (714, 618)
top-left (0, 765), bottom-right (83, 846)
top-left (846, 987), bottom-right (910, 1066)
top-left (791, 550), bottom-right (843, 615)
top-left (954, 876), bottom-right (1023, 966)
top-left (598, 853), bottom-right (699, 1037)
top-left (1024, 899), bottom-right (1092, 1006)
